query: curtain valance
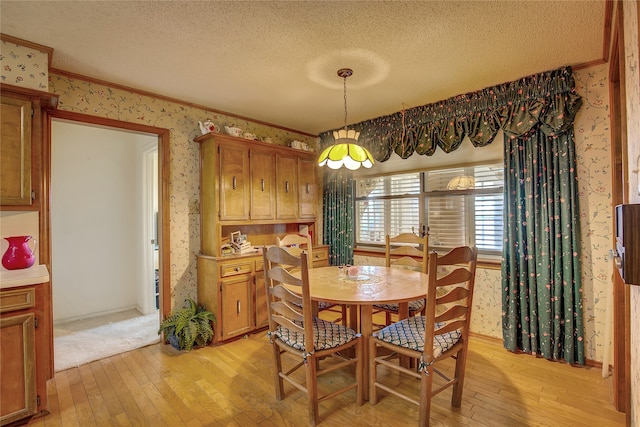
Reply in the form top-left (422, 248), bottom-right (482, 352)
top-left (318, 66), bottom-right (582, 162)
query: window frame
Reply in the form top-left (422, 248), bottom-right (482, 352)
top-left (354, 162), bottom-right (504, 258)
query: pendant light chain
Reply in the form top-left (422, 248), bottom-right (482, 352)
top-left (343, 73), bottom-right (348, 131)
top-left (337, 68), bottom-right (353, 131)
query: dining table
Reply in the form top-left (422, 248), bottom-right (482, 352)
top-left (301, 265), bottom-right (430, 400)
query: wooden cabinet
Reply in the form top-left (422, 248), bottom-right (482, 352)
top-left (0, 282), bottom-right (52, 426)
top-left (0, 312), bottom-right (36, 425)
top-left (219, 143), bottom-right (250, 221)
top-left (197, 255), bottom-right (261, 342)
top-left (298, 157), bottom-right (317, 219)
top-left (254, 259), bottom-right (268, 329)
top-left (195, 133), bottom-right (320, 257)
top-left (0, 96), bottom-right (32, 205)
top-left (250, 149), bottom-right (275, 220)
top-left (310, 245), bottom-right (329, 267)
top-left (275, 153), bottom-right (299, 220)
top-left (196, 245), bottom-right (329, 343)
top-left (195, 132), bottom-right (324, 343)
top-left (220, 274), bottom-right (254, 339)
top-left (0, 84), bottom-right (58, 209)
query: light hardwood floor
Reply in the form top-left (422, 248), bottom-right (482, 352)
top-left (28, 328), bottom-right (624, 427)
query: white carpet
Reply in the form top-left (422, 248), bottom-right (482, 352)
top-left (54, 312), bottom-right (160, 372)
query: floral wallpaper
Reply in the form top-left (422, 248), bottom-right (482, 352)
top-left (0, 39), bottom-right (48, 90)
top-left (623, 1), bottom-right (640, 424)
top-left (573, 63), bottom-right (613, 364)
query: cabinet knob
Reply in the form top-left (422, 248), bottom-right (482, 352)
top-left (285, 181), bottom-right (289, 193)
top-left (306, 183), bottom-right (310, 194)
top-left (234, 266), bottom-right (240, 271)
top-left (232, 176), bottom-right (237, 190)
top-left (261, 178), bottom-right (265, 192)
top-left (236, 300), bottom-right (241, 314)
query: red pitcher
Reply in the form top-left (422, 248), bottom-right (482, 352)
top-left (2, 235), bottom-right (37, 270)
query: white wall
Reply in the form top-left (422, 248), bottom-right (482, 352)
top-left (51, 120), bottom-right (156, 322)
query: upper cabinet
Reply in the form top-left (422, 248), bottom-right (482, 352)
top-left (298, 157), bottom-right (317, 219)
top-left (0, 84), bottom-right (58, 209)
top-left (0, 96), bottom-right (32, 205)
top-left (219, 143), bottom-right (250, 221)
top-left (195, 133), bottom-right (319, 256)
top-left (249, 149), bottom-right (275, 221)
top-left (275, 153), bottom-right (298, 220)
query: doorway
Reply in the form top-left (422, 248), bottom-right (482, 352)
top-left (49, 116), bottom-right (168, 371)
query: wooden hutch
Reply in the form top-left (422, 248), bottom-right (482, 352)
top-left (194, 133), bottom-right (327, 343)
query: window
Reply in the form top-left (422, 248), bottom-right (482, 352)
top-left (355, 163), bottom-right (503, 256)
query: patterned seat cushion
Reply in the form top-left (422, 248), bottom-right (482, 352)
top-left (373, 298), bottom-right (426, 314)
top-left (275, 317), bottom-right (358, 351)
top-left (375, 316), bottom-right (461, 359)
top-left (291, 301), bottom-right (336, 310)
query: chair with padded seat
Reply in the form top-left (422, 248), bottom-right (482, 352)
top-left (262, 246), bottom-right (363, 426)
top-left (277, 233), bottom-right (347, 324)
top-left (373, 232), bottom-right (429, 325)
top-left (370, 246), bottom-right (478, 426)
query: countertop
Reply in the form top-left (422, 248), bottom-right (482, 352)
top-left (0, 264), bottom-right (50, 289)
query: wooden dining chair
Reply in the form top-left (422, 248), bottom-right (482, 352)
top-left (373, 232), bottom-right (429, 325)
top-left (369, 246), bottom-right (478, 426)
top-left (277, 233), bottom-right (347, 325)
top-left (262, 246), bottom-right (363, 426)
top-left (276, 233), bottom-right (314, 263)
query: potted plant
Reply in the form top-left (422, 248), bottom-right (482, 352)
top-left (158, 298), bottom-right (215, 351)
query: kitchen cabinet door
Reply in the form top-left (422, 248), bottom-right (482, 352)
top-left (250, 149), bottom-right (275, 220)
top-left (0, 96), bottom-right (32, 206)
top-left (275, 154), bottom-right (298, 220)
top-left (0, 313), bottom-right (37, 425)
top-left (254, 271), bottom-right (268, 329)
top-left (219, 144), bottom-right (250, 221)
top-left (220, 276), bottom-right (253, 340)
top-left (298, 157), bottom-right (316, 219)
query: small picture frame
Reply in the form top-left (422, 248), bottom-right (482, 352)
top-left (230, 231), bottom-right (242, 245)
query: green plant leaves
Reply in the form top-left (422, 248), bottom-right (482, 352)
top-left (158, 298), bottom-right (215, 351)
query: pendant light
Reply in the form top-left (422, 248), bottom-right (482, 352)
top-left (318, 68), bottom-right (374, 170)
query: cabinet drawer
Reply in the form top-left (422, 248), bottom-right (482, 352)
top-left (220, 261), bottom-right (253, 277)
top-left (255, 259), bottom-right (264, 272)
top-left (0, 288), bottom-right (35, 313)
top-left (312, 248), bottom-right (328, 262)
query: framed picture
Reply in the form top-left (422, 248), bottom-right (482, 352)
top-left (230, 231), bottom-right (241, 245)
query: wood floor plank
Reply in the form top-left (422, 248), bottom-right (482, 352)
top-left (77, 363), bottom-right (112, 426)
top-left (52, 370), bottom-right (80, 427)
top-left (31, 333), bottom-right (625, 427)
top-left (87, 359), bottom-right (125, 418)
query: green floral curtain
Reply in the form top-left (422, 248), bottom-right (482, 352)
top-left (322, 168), bottom-right (355, 266)
top-left (319, 68), bottom-right (579, 161)
top-left (319, 67), bottom-right (585, 365)
top-left (501, 91), bottom-right (585, 365)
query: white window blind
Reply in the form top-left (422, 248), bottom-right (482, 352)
top-left (356, 173), bottom-right (421, 243)
top-left (355, 163), bottom-right (503, 255)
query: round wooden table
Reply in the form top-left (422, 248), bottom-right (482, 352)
top-left (304, 265), bottom-right (430, 399)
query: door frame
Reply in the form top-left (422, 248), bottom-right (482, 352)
top-left (44, 110), bottom-right (171, 319)
top-left (608, 0), bottom-right (630, 418)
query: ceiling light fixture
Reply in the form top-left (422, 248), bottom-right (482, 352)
top-left (447, 176), bottom-right (476, 190)
top-left (318, 68), bottom-right (374, 170)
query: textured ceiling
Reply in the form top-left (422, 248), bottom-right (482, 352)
top-left (1, 1), bottom-right (607, 135)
